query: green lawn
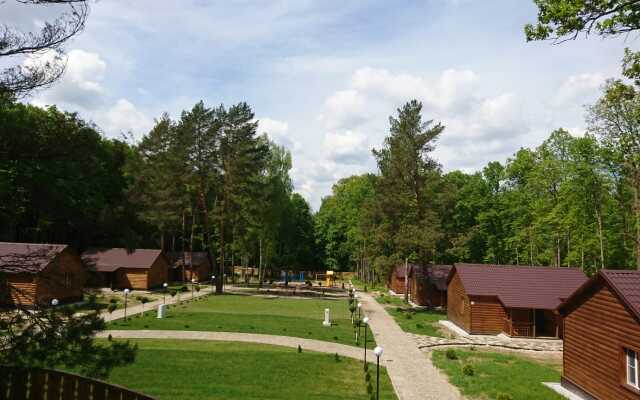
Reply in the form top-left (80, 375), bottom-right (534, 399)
top-left (100, 339), bottom-right (396, 400)
top-left (432, 349), bottom-right (562, 400)
top-left (108, 294), bottom-right (375, 348)
top-left (387, 307), bottom-right (446, 337)
top-left (375, 294), bottom-right (446, 337)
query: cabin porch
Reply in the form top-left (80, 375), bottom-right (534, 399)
top-left (503, 308), bottom-right (562, 338)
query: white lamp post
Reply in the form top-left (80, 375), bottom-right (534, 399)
top-left (163, 282), bottom-right (168, 304)
top-left (191, 278), bottom-right (196, 299)
top-left (363, 317), bottom-right (369, 369)
top-left (123, 288), bottom-right (130, 320)
top-left (374, 346), bottom-right (384, 400)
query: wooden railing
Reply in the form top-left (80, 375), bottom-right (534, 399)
top-left (503, 320), bottom-right (533, 337)
top-left (0, 367), bottom-right (156, 400)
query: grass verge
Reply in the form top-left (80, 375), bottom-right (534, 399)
top-left (98, 339), bottom-right (396, 400)
top-left (432, 348), bottom-right (562, 400)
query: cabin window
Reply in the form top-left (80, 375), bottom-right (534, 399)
top-left (627, 348), bottom-right (639, 389)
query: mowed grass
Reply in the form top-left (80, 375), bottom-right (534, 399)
top-left (432, 349), bottom-right (563, 400)
top-left (387, 308), bottom-right (446, 337)
top-left (376, 294), bottom-right (446, 337)
top-left (109, 294), bottom-right (375, 348)
top-left (100, 339), bottom-right (397, 400)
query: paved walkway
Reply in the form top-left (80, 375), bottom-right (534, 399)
top-left (359, 293), bottom-right (462, 400)
top-left (99, 287), bottom-right (214, 322)
top-left (411, 332), bottom-right (563, 353)
top-left (97, 330), bottom-right (377, 362)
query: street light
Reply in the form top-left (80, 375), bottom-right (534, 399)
top-left (374, 346), bottom-right (384, 400)
top-left (191, 278), bottom-right (196, 299)
top-left (123, 288), bottom-right (130, 320)
top-left (357, 302), bottom-right (362, 320)
top-left (363, 317), bottom-right (369, 369)
top-left (163, 282), bottom-right (168, 304)
top-left (51, 298), bottom-right (59, 307)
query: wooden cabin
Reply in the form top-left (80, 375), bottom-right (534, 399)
top-left (388, 264), bottom-right (415, 294)
top-left (82, 248), bottom-right (168, 290)
top-left (0, 242), bottom-right (86, 307)
top-left (167, 251), bottom-right (212, 282)
top-left (447, 263), bottom-right (587, 338)
top-left (559, 270), bottom-right (640, 400)
top-left (411, 264), bottom-right (452, 308)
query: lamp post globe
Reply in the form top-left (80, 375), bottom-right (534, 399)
top-left (51, 298), bottom-right (59, 306)
top-left (163, 282), bottom-right (168, 304)
top-left (374, 346), bottom-right (383, 400)
top-left (362, 317), bottom-right (370, 369)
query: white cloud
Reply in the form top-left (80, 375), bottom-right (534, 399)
top-left (258, 117), bottom-right (300, 150)
top-left (95, 98), bottom-right (152, 140)
top-left (31, 49), bottom-right (107, 108)
top-left (323, 130), bottom-right (369, 164)
top-left (555, 73), bottom-right (606, 105)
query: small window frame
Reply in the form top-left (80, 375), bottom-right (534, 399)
top-left (627, 348), bottom-right (639, 390)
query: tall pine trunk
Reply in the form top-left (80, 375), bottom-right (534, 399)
top-left (198, 180), bottom-right (217, 293)
top-left (181, 210), bottom-right (186, 282)
top-left (596, 208), bottom-right (605, 270)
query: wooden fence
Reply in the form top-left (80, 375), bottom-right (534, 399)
top-left (0, 367), bottom-right (156, 400)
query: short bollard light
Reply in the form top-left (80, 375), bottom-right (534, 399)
top-left (163, 282), bottom-right (168, 304)
top-left (123, 288), bottom-right (130, 320)
top-left (374, 346), bottom-right (384, 400)
top-left (362, 317), bottom-right (369, 369)
top-left (323, 308), bottom-right (331, 327)
top-left (191, 278), bottom-right (196, 299)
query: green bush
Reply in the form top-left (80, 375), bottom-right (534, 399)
top-left (446, 349), bottom-right (458, 360)
top-left (496, 393), bottom-right (513, 400)
top-left (366, 382), bottom-right (373, 394)
top-left (334, 353), bottom-right (340, 362)
top-left (462, 364), bottom-right (475, 376)
top-left (180, 286), bottom-right (188, 292)
top-left (109, 298), bottom-right (118, 304)
top-left (107, 303), bottom-right (117, 314)
top-left (298, 345), bottom-right (302, 353)
top-left (169, 289), bottom-right (177, 297)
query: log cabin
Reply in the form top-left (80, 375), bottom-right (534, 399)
top-left (411, 264), bottom-right (452, 308)
top-left (559, 270), bottom-right (640, 400)
top-left (388, 263), bottom-right (414, 294)
top-left (0, 242), bottom-right (87, 307)
top-left (166, 251), bottom-right (212, 283)
top-left (82, 248), bottom-right (168, 290)
top-left (447, 263), bottom-right (587, 338)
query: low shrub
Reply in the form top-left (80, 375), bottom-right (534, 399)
top-left (445, 349), bottom-right (458, 360)
top-left (366, 382), bottom-right (373, 394)
top-left (297, 345), bottom-right (302, 353)
top-left (109, 298), bottom-right (118, 304)
top-left (107, 304), bottom-right (117, 314)
top-left (334, 353), bottom-right (340, 362)
top-left (462, 364), bottom-right (475, 377)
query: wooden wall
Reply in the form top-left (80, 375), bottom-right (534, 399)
top-left (447, 272), bottom-right (471, 332)
top-left (36, 248), bottom-right (86, 305)
top-left (4, 273), bottom-right (36, 306)
top-left (470, 295), bottom-right (506, 334)
top-left (563, 282), bottom-right (640, 399)
top-left (147, 256), bottom-right (168, 288)
top-left (389, 275), bottom-right (406, 294)
top-left (412, 279), bottom-right (446, 308)
top-left (115, 269), bottom-right (148, 289)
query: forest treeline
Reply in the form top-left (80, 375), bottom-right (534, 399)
top-left (316, 64), bottom-right (640, 279)
top-left (0, 97), bottom-right (318, 291)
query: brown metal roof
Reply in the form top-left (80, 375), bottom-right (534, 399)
top-left (166, 251), bottom-right (210, 269)
top-left (427, 264), bottom-right (453, 291)
top-left (394, 263), bottom-right (418, 278)
top-left (450, 263), bottom-right (588, 310)
top-left (82, 248), bottom-right (162, 272)
top-left (601, 270), bottom-right (640, 321)
top-left (0, 242), bottom-right (69, 274)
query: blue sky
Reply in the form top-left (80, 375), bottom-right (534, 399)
top-left (7, 0), bottom-right (632, 209)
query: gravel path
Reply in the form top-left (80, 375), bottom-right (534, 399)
top-left (97, 330), bottom-right (378, 362)
top-left (99, 287), bottom-right (214, 322)
top-left (359, 292), bottom-right (462, 400)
